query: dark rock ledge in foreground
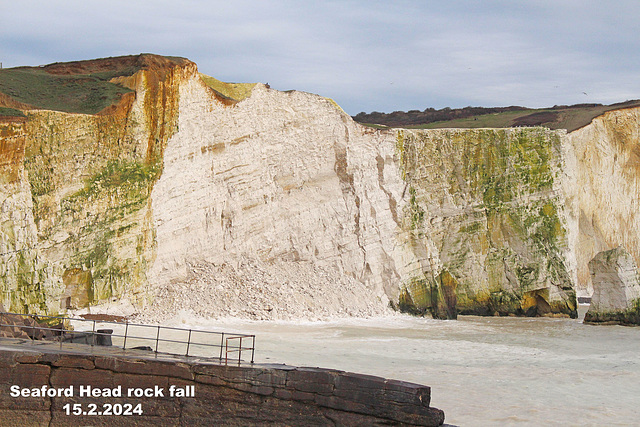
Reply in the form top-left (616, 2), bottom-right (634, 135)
top-left (0, 339), bottom-right (445, 426)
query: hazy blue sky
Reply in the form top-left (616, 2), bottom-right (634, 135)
top-left (1, 0), bottom-right (638, 114)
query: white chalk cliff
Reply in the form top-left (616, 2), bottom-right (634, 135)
top-left (1, 56), bottom-right (639, 320)
top-left (147, 77), bottom-right (413, 319)
top-left (584, 246), bottom-right (640, 324)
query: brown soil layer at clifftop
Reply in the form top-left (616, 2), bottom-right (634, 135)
top-left (41, 54), bottom-right (189, 76)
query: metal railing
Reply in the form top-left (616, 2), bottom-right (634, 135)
top-left (0, 312), bottom-right (255, 363)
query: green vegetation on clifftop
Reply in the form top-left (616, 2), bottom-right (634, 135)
top-left (199, 73), bottom-right (256, 102)
top-left (356, 100), bottom-right (640, 132)
top-left (0, 107), bottom-right (26, 117)
top-left (0, 67), bottom-right (133, 114)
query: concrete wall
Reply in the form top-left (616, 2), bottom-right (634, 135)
top-left (0, 341), bottom-right (445, 426)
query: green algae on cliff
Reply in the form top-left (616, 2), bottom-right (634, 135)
top-left (395, 128), bottom-right (576, 318)
top-left (25, 138), bottom-right (163, 308)
top-left (584, 298), bottom-right (640, 326)
top-left (67, 160), bottom-right (160, 206)
top-left (397, 271), bottom-right (458, 319)
top-left (61, 160), bottom-right (160, 304)
top-left (8, 251), bottom-right (49, 313)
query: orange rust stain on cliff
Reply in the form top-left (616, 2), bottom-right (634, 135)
top-left (134, 56), bottom-right (193, 163)
top-left (96, 91), bottom-right (136, 117)
top-left (106, 55), bottom-right (195, 162)
top-left (45, 54), bottom-right (194, 165)
top-left (0, 123), bottom-right (26, 183)
top-left (1, 54), bottom-right (191, 124)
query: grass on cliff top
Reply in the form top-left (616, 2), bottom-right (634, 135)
top-left (0, 106), bottom-right (26, 117)
top-left (199, 73), bottom-right (256, 102)
top-left (0, 54), bottom-right (190, 115)
top-left (413, 110), bottom-right (541, 129)
top-left (357, 100), bottom-right (640, 132)
top-left (411, 105), bottom-right (637, 132)
top-left (0, 67), bottom-right (133, 115)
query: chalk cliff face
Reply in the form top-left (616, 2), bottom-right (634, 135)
top-left (584, 246), bottom-right (640, 325)
top-left (564, 108), bottom-right (640, 296)
top-left (0, 55), bottom-right (638, 319)
top-left (146, 76), bottom-right (413, 319)
top-left (395, 128), bottom-right (576, 316)
top-left (0, 55), bottom-right (187, 314)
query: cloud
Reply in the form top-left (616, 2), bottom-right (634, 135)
top-left (1, 0), bottom-right (639, 114)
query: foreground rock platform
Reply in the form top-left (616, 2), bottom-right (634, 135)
top-left (0, 339), bottom-right (444, 426)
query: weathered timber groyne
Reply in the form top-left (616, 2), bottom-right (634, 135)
top-left (0, 339), bottom-right (445, 426)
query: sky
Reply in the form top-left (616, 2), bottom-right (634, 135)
top-left (1, 0), bottom-right (639, 115)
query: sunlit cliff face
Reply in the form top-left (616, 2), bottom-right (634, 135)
top-left (1, 55), bottom-right (638, 319)
top-left (0, 55), bottom-right (188, 314)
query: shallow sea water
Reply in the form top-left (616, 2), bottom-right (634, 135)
top-left (86, 306), bottom-right (640, 426)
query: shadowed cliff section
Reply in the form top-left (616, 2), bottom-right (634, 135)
top-left (394, 128), bottom-right (577, 319)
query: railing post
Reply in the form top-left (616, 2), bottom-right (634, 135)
top-left (185, 329), bottom-right (192, 356)
top-left (251, 336), bottom-right (255, 364)
top-left (123, 322), bottom-right (129, 350)
top-left (238, 337), bottom-right (242, 364)
top-left (219, 333), bottom-right (225, 360)
top-left (155, 325), bottom-right (160, 353)
top-left (92, 320), bottom-right (96, 347)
